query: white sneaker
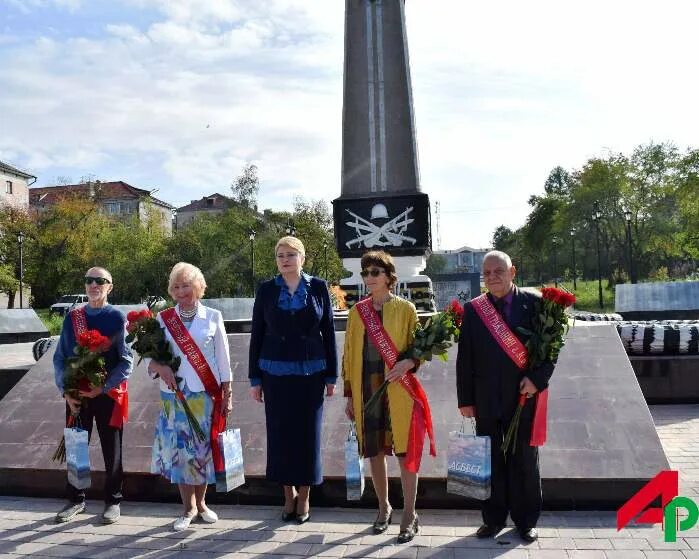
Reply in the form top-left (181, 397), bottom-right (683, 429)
top-left (173, 514), bottom-right (195, 531)
top-left (198, 508), bottom-right (218, 524)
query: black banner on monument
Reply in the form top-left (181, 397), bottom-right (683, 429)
top-left (332, 193), bottom-right (431, 259)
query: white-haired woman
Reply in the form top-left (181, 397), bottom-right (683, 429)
top-left (147, 262), bottom-right (233, 531)
top-left (249, 236), bottom-right (337, 523)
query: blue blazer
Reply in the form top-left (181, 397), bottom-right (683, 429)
top-left (249, 275), bottom-right (338, 385)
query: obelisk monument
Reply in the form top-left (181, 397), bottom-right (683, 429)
top-left (333, 0), bottom-right (434, 311)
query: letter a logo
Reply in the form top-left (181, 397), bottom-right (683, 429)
top-left (617, 470), bottom-right (679, 531)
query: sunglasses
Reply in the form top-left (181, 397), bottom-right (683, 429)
top-left (360, 268), bottom-right (385, 278)
top-left (85, 277), bottom-right (111, 285)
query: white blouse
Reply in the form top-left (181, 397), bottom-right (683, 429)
top-left (147, 304), bottom-right (232, 393)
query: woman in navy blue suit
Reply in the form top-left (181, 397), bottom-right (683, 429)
top-left (249, 236), bottom-right (337, 523)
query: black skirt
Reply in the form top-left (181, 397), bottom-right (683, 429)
top-left (261, 372), bottom-right (325, 486)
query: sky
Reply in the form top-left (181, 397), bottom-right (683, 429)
top-left (2, 0), bottom-right (699, 249)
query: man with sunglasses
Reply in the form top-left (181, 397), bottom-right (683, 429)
top-left (53, 267), bottom-right (133, 524)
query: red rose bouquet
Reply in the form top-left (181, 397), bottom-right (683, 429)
top-left (126, 310), bottom-right (205, 441)
top-left (52, 329), bottom-right (111, 462)
top-left (501, 286), bottom-right (576, 456)
top-left (364, 299), bottom-right (464, 420)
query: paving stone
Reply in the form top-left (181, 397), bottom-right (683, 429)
top-left (526, 552), bottom-right (569, 559)
top-left (574, 538), bottom-right (613, 550)
top-left (611, 538), bottom-right (652, 550)
top-left (537, 538), bottom-right (575, 549)
top-left (567, 552), bottom-right (607, 559)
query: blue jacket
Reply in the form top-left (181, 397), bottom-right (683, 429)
top-left (53, 304), bottom-right (133, 394)
top-left (249, 274), bottom-right (337, 386)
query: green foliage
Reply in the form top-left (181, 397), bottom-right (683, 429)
top-left (424, 253), bottom-right (447, 276)
top-left (0, 263), bottom-right (18, 293)
top-left (492, 141), bottom-right (699, 286)
top-left (36, 308), bottom-right (64, 336)
top-left (231, 163), bottom-right (259, 210)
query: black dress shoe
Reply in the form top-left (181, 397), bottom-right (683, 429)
top-left (372, 508), bottom-right (393, 534)
top-left (476, 524), bottom-right (504, 538)
top-left (397, 514), bottom-right (419, 544)
top-left (296, 511), bottom-right (311, 524)
top-left (519, 528), bottom-right (538, 542)
top-left (281, 497), bottom-right (297, 522)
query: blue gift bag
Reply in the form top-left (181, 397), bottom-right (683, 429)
top-left (345, 423), bottom-right (365, 501)
top-left (446, 419), bottom-right (491, 500)
top-left (216, 428), bottom-right (246, 493)
top-left (65, 427), bottom-right (91, 490)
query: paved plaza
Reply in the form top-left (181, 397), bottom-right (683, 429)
top-left (0, 404), bottom-right (698, 558)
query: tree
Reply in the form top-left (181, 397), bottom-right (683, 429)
top-left (424, 253), bottom-right (447, 276)
top-left (544, 166), bottom-right (572, 198)
top-left (0, 205), bottom-right (33, 307)
top-left (492, 225), bottom-right (515, 251)
top-left (231, 164), bottom-right (259, 210)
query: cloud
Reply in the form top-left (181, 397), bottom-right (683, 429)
top-left (1, 0), bottom-right (698, 248)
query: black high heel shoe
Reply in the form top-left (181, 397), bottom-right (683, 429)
top-left (296, 496), bottom-right (311, 524)
top-left (372, 508), bottom-right (393, 534)
top-left (281, 497), bottom-right (297, 522)
top-left (397, 514), bottom-right (419, 544)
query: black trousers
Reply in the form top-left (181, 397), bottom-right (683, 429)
top-left (476, 413), bottom-right (542, 531)
top-left (65, 394), bottom-right (123, 505)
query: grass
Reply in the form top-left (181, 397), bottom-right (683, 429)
top-left (35, 308), bottom-right (64, 336)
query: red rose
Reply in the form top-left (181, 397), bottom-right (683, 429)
top-left (448, 299), bottom-right (464, 316)
top-left (139, 309), bottom-right (153, 320)
top-left (127, 310), bottom-right (140, 322)
top-left (541, 287), bottom-right (576, 308)
top-left (88, 333), bottom-right (110, 352)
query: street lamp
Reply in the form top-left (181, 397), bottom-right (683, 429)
top-left (569, 228), bottom-right (577, 291)
top-left (624, 208), bottom-right (634, 284)
top-left (17, 231), bottom-right (25, 309)
top-left (551, 236), bottom-right (559, 287)
top-left (322, 240), bottom-right (329, 280)
top-left (285, 219), bottom-right (297, 236)
top-left (249, 229), bottom-right (256, 295)
top-left (591, 203), bottom-right (603, 309)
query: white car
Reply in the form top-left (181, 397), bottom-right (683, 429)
top-left (49, 294), bottom-right (88, 316)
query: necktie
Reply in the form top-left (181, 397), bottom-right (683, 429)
top-left (493, 298), bottom-right (506, 320)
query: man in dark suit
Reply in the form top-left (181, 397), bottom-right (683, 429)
top-left (456, 250), bottom-right (554, 543)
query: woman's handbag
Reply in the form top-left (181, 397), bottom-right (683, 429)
top-left (446, 418), bottom-right (491, 500)
top-left (345, 423), bottom-right (365, 501)
top-left (65, 422), bottom-right (91, 490)
top-left (216, 428), bottom-right (246, 493)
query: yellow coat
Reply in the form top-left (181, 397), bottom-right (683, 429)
top-left (342, 296), bottom-right (418, 455)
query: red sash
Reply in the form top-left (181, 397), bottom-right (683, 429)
top-left (355, 297), bottom-right (436, 473)
top-left (470, 294), bottom-right (548, 446)
top-left (70, 307), bottom-right (129, 429)
top-left (160, 307), bottom-right (226, 475)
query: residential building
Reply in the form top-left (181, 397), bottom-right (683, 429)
top-left (29, 181), bottom-right (174, 234)
top-left (433, 245), bottom-right (491, 274)
top-left (0, 160), bottom-right (35, 210)
top-left (175, 193), bottom-right (237, 229)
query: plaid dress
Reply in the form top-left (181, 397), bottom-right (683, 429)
top-left (361, 310), bottom-right (405, 458)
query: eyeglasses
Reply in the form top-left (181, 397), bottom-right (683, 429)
top-left (276, 252), bottom-right (299, 260)
top-left (360, 268), bottom-right (385, 278)
top-left (85, 277), bottom-right (111, 285)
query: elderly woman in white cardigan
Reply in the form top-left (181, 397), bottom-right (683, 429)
top-left (146, 262), bottom-right (233, 531)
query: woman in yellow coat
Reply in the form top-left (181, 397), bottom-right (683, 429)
top-left (343, 250), bottom-right (421, 544)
